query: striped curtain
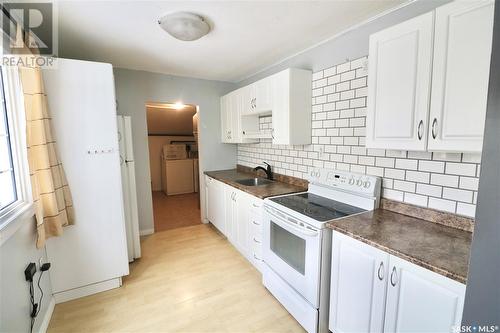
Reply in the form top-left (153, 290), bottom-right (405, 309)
top-left (19, 67), bottom-right (74, 248)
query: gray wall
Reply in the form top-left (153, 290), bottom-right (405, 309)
top-left (0, 216), bottom-right (53, 333)
top-left (462, 0), bottom-right (500, 325)
top-left (113, 68), bottom-right (236, 232)
top-left (237, 0), bottom-right (451, 87)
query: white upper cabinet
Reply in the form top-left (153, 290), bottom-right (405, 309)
top-left (220, 94), bottom-right (231, 143)
top-left (255, 77), bottom-right (273, 113)
top-left (271, 68), bottom-right (312, 145)
top-left (241, 79), bottom-right (273, 114)
top-left (367, 1), bottom-right (494, 153)
top-left (220, 68), bottom-right (311, 145)
top-left (241, 84), bottom-right (255, 115)
top-left (220, 89), bottom-right (258, 144)
top-left (428, 0), bottom-right (494, 152)
top-left (384, 255), bottom-right (465, 333)
top-left (366, 12), bottom-right (434, 151)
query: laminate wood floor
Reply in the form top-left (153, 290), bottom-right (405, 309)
top-left (153, 191), bottom-right (202, 232)
top-left (47, 224), bottom-right (305, 333)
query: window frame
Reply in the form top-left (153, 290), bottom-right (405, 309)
top-left (0, 66), bottom-right (34, 246)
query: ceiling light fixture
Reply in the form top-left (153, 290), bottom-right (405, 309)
top-left (158, 12), bottom-right (210, 41)
top-left (172, 102), bottom-right (186, 110)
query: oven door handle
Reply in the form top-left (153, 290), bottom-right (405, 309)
top-left (265, 208), bottom-right (319, 237)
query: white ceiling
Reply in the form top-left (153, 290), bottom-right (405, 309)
top-left (58, 1), bottom-right (405, 82)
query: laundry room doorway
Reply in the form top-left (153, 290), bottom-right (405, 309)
top-left (145, 101), bottom-right (201, 232)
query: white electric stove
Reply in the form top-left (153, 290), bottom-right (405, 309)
top-left (262, 168), bottom-right (381, 333)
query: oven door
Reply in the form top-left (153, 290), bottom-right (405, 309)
top-left (263, 205), bottom-right (322, 307)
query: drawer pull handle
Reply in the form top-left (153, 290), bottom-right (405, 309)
top-left (253, 254), bottom-right (261, 261)
top-left (252, 221), bottom-right (261, 226)
top-left (253, 237), bottom-right (261, 244)
top-left (252, 203), bottom-right (260, 208)
top-left (390, 266), bottom-right (398, 287)
top-left (377, 262), bottom-right (384, 281)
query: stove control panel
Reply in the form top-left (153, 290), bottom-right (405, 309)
top-left (307, 168), bottom-right (381, 197)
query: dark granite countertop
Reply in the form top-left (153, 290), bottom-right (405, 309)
top-left (204, 169), bottom-right (307, 199)
top-left (327, 209), bottom-right (472, 284)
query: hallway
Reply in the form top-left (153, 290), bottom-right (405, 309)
top-left (153, 191), bottom-right (202, 232)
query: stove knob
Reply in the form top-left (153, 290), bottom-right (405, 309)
top-left (356, 179), bottom-right (363, 186)
top-left (348, 177), bottom-right (355, 185)
top-left (363, 181), bottom-right (371, 188)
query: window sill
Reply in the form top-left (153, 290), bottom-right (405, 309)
top-left (0, 202), bottom-right (35, 247)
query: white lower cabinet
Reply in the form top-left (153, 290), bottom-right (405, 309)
top-left (224, 185), bottom-right (237, 244)
top-left (329, 231), bottom-right (389, 333)
top-left (329, 231), bottom-right (466, 333)
top-left (205, 176), bottom-right (225, 234)
top-left (209, 179), bottom-right (264, 271)
top-left (249, 197), bottom-right (264, 270)
top-left (232, 189), bottom-right (252, 259)
top-left (384, 255), bottom-right (466, 333)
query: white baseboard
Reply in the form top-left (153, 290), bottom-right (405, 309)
top-left (37, 296), bottom-right (55, 333)
top-left (53, 278), bottom-right (122, 304)
top-left (139, 228), bottom-right (154, 236)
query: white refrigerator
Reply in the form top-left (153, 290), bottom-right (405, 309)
top-left (117, 115), bottom-right (141, 262)
top-left (42, 59), bottom-right (130, 303)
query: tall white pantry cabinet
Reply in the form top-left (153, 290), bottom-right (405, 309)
top-left (366, 0), bottom-right (494, 153)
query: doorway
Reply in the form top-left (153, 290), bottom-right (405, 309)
top-left (145, 101), bottom-right (201, 232)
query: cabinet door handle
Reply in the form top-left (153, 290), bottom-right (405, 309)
top-left (432, 118), bottom-right (438, 139)
top-left (417, 120), bottom-right (424, 140)
top-left (252, 203), bottom-right (260, 208)
top-left (253, 237), bottom-right (261, 244)
top-left (390, 266), bottom-right (398, 287)
top-left (252, 221), bottom-right (260, 226)
top-left (377, 262), bottom-right (384, 281)
top-left (253, 254), bottom-right (262, 261)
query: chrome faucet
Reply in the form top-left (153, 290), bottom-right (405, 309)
top-left (254, 162), bottom-right (273, 180)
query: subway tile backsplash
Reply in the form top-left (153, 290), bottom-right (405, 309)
top-left (237, 56), bottom-right (481, 218)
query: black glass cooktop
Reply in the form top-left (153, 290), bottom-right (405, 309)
top-left (270, 193), bottom-right (366, 222)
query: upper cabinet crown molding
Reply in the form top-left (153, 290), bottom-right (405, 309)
top-left (220, 68), bottom-right (312, 145)
top-left (366, 0), bottom-right (494, 153)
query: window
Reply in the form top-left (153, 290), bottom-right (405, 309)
top-left (0, 69), bottom-right (17, 212)
top-left (0, 66), bottom-right (32, 235)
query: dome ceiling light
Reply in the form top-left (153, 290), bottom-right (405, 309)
top-left (158, 12), bottom-right (211, 41)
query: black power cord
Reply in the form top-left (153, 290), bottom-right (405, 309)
top-left (28, 262), bottom-right (51, 333)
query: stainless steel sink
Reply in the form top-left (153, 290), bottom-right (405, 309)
top-left (235, 178), bottom-right (273, 186)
